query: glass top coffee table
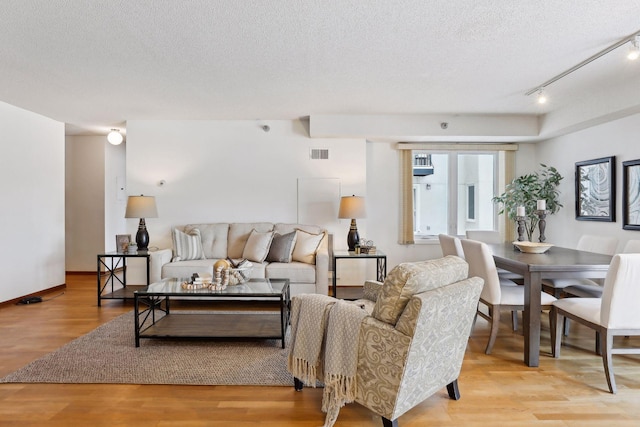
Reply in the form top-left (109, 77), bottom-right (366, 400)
top-left (134, 278), bottom-right (290, 348)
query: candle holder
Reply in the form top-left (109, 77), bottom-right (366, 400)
top-left (536, 209), bottom-right (548, 243)
top-left (516, 215), bottom-right (527, 242)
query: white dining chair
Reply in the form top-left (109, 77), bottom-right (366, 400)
top-left (542, 234), bottom-right (618, 298)
top-left (461, 239), bottom-right (557, 354)
top-left (438, 234), bottom-right (465, 258)
top-left (465, 230), bottom-right (523, 282)
top-left (551, 253), bottom-right (640, 393)
top-left (563, 239), bottom-right (640, 299)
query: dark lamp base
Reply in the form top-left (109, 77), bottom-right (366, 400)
top-left (136, 218), bottom-right (150, 250)
top-left (347, 219), bottom-right (360, 251)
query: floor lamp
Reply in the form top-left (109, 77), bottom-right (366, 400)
top-left (125, 195), bottom-right (158, 251)
top-left (338, 195), bottom-right (366, 251)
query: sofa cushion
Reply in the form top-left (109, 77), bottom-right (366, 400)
top-left (266, 231), bottom-right (297, 263)
top-left (371, 256), bottom-right (469, 326)
top-left (242, 229), bottom-right (274, 263)
top-left (172, 228), bottom-right (205, 261)
top-left (266, 261), bottom-right (316, 283)
top-left (228, 223), bottom-right (274, 259)
top-left (185, 223), bottom-right (229, 259)
top-left (292, 229), bottom-right (324, 264)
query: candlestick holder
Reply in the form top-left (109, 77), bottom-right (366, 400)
top-left (516, 215), bottom-right (527, 242)
top-left (536, 209), bottom-right (548, 243)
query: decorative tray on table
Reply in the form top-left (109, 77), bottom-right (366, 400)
top-left (512, 241), bottom-right (554, 254)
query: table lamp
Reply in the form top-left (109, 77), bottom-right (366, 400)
top-left (338, 195), bottom-right (366, 251)
top-left (125, 195), bottom-right (158, 251)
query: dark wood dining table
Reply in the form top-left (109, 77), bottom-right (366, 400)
top-left (488, 242), bottom-right (613, 367)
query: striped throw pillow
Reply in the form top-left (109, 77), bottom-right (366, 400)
top-left (172, 228), bottom-right (206, 261)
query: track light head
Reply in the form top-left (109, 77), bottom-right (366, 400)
top-left (628, 36), bottom-right (640, 60)
top-left (537, 88), bottom-right (547, 104)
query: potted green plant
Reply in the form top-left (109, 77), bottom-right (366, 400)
top-left (492, 164), bottom-right (563, 241)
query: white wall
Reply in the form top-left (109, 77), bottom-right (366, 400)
top-left (125, 119), bottom-right (369, 283)
top-left (535, 112), bottom-right (640, 252)
top-left (65, 136), bottom-right (105, 271)
top-left (105, 140), bottom-right (127, 252)
top-left (0, 101), bottom-right (65, 303)
top-left (125, 119), bottom-right (366, 248)
top-left (65, 136), bottom-right (127, 271)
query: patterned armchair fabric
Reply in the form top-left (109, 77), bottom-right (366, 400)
top-left (371, 256), bottom-right (469, 325)
top-left (355, 259), bottom-right (483, 424)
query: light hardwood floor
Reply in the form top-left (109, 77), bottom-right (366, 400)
top-left (0, 274), bottom-right (639, 426)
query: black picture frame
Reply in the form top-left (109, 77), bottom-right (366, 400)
top-left (623, 159), bottom-right (640, 230)
top-left (575, 156), bottom-right (616, 222)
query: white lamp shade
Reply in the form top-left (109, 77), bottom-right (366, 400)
top-left (107, 130), bottom-right (124, 145)
top-left (125, 195), bottom-right (158, 218)
top-left (338, 196), bottom-right (366, 219)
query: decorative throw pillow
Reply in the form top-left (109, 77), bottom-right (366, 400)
top-left (371, 256), bottom-right (469, 326)
top-left (242, 229), bottom-right (274, 263)
top-left (172, 228), bottom-right (206, 261)
top-left (292, 229), bottom-right (324, 264)
top-left (266, 231), bottom-right (298, 263)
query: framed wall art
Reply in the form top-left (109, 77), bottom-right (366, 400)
top-left (575, 156), bottom-right (616, 222)
top-left (623, 159), bottom-right (640, 230)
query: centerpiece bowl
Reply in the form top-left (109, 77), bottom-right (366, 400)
top-left (512, 241), bottom-right (554, 254)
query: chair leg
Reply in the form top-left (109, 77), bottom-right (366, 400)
top-left (595, 331), bottom-right (601, 355)
top-left (485, 306), bottom-right (500, 355)
top-left (381, 417), bottom-right (398, 427)
top-left (601, 329), bottom-right (617, 394)
top-left (511, 310), bottom-right (518, 331)
top-left (294, 377), bottom-right (304, 391)
top-left (550, 308), bottom-right (563, 358)
top-left (563, 317), bottom-right (571, 336)
top-left (446, 380), bottom-right (460, 400)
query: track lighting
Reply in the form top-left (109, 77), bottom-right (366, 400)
top-left (107, 129), bottom-right (123, 145)
top-left (537, 88), bottom-right (547, 104)
top-left (525, 30), bottom-right (640, 100)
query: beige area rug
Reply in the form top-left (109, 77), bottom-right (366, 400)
top-left (0, 311), bottom-right (294, 386)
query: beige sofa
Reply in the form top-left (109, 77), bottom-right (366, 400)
top-left (149, 222), bottom-right (329, 295)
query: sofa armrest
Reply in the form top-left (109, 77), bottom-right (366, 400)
top-left (363, 280), bottom-right (383, 302)
top-left (149, 248), bottom-right (173, 283)
top-left (314, 232), bottom-right (329, 294)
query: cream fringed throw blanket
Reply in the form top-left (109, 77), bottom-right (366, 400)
top-left (287, 295), bottom-right (368, 427)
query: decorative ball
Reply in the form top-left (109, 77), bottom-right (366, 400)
top-left (213, 259), bottom-right (231, 272)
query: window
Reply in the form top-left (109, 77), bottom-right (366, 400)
top-left (411, 151), bottom-right (496, 238)
top-left (467, 184), bottom-right (476, 221)
top-left (399, 144), bottom-right (517, 244)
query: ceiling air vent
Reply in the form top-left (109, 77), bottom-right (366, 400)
top-left (310, 148), bottom-right (329, 160)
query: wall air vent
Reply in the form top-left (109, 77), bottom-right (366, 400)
top-left (310, 148), bottom-right (329, 160)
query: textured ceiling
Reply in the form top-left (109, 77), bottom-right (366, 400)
top-left (1, 0), bottom-right (640, 135)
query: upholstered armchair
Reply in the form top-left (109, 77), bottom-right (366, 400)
top-left (290, 256), bottom-right (483, 427)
